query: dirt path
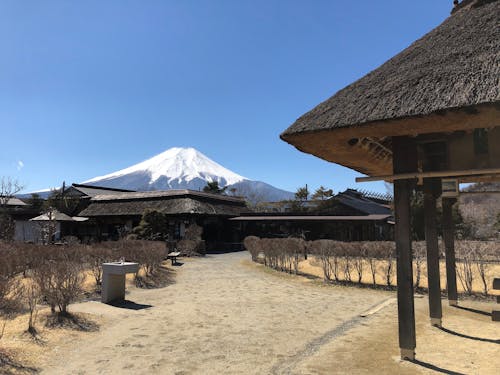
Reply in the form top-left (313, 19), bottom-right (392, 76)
top-left (40, 252), bottom-right (392, 374)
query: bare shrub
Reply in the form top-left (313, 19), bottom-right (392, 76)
top-left (184, 223), bottom-right (203, 241)
top-left (352, 242), bottom-right (366, 284)
top-left (464, 241), bottom-right (492, 295)
top-left (308, 240), bottom-right (335, 282)
top-left (379, 242), bottom-right (395, 286)
top-left (111, 240), bottom-right (167, 280)
top-left (456, 242), bottom-right (474, 295)
top-left (338, 242), bottom-right (353, 282)
top-left (21, 282), bottom-right (40, 335)
top-left (32, 245), bottom-right (85, 315)
top-left (288, 238), bottom-right (305, 274)
top-left (141, 241), bottom-right (166, 277)
top-left (0, 242), bottom-right (22, 312)
top-left (176, 224), bottom-right (205, 256)
top-left (83, 244), bottom-right (113, 290)
top-left (62, 236), bottom-right (80, 245)
top-left (413, 241), bottom-right (426, 289)
top-left (362, 242), bottom-right (381, 285)
top-left (243, 236), bottom-right (261, 261)
top-left (177, 239), bottom-right (205, 257)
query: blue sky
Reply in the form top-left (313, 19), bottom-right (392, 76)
top-left (1, 1), bottom-right (452, 195)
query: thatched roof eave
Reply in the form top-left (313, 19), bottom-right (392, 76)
top-left (281, 102), bottom-right (500, 178)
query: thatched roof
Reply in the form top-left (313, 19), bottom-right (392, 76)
top-left (89, 189), bottom-right (245, 203)
top-left (78, 190), bottom-right (248, 217)
top-left (281, 0), bottom-right (500, 176)
top-left (2, 197), bottom-right (27, 206)
top-left (30, 210), bottom-right (74, 222)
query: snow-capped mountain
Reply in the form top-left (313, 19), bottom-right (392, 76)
top-left (82, 147), bottom-right (293, 202)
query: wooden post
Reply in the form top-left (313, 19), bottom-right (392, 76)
top-left (442, 198), bottom-right (458, 306)
top-left (423, 178), bottom-right (442, 326)
top-left (393, 136), bottom-right (417, 361)
top-left (492, 278), bottom-right (500, 321)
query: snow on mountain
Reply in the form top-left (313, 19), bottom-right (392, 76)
top-left (82, 147), bottom-right (294, 202)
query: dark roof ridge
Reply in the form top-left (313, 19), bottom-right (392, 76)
top-left (71, 183), bottom-right (135, 193)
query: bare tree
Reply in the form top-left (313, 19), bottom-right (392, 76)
top-left (0, 177), bottom-right (24, 241)
top-left (0, 177), bottom-right (24, 206)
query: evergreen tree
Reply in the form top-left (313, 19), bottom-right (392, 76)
top-left (203, 181), bottom-right (227, 195)
top-left (312, 186), bottom-right (333, 200)
top-left (133, 210), bottom-right (168, 240)
top-left (294, 185), bottom-right (309, 202)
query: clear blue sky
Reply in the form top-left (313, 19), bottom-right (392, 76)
top-left (1, 0), bottom-right (453, 195)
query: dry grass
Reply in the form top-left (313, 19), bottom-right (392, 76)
top-left (0, 309), bottom-right (103, 374)
top-left (0, 260), bottom-right (176, 373)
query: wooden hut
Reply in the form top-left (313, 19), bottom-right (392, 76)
top-left (281, 0), bottom-right (499, 360)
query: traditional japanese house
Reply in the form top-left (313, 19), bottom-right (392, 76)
top-left (28, 209), bottom-right (89, 243)
top-left (280, 0), bottom-right (499, 360)
top-left (77, 190), bottom-right (250, 249)
top-left (232, 189), bottom-right (393, 241)
top-left (2, 197), bottom-right (39, 241)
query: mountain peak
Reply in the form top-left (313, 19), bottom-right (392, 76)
top-left (83, 147), bottom-right (247, 189)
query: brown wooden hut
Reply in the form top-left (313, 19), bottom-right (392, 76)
top-left (281, 0), bottom-right (499, 360)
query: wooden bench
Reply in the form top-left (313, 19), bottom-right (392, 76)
top-left (167, 251), bottom-right (181, 265)
top-left (493, 278), bottom-right (500, 322)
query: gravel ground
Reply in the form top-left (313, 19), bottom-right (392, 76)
top-left (39, 251), bottom-right (499, 374)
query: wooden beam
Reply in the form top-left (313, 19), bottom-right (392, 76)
top-left (355, 167), bottom-right (500, 183)
top-left (423, 178), bottom-right (443, 326)
top-left (393, 136), bottom-right (417, 361)
top-left (442, 198), bottom-right (458, 306)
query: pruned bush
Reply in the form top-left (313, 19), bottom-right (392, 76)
top-left (177, 239), bottom-right (205, 257)
top-left (244, 236), bottom-right (261, 262)
top-left (32, 245), bottom-right (85, 315)
top-left (456, 243), bottom-right (474, 295)
top-left (0, 242), bottom-right (22, 312)
top-left (83, 244), bottom-right (113, 290)
top-left (21, 282), bottom-right (40, 335)
top-left (379, 242), bottom-right (395, 286)
top-left (184, 223), bottom-right (203, 241)
top-left (110, 239), bottom-right (167, 278)
top-left (352, 243), bottom-right (366, 284)
top-left (177, 223), bottom-right (205, 256)
top-left (308, 240), bottom-right (335, 282)
top-left (413, 241), bottom-right (426, 289)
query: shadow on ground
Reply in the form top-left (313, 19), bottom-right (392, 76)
top-left (0, 351), bottom-right (38, 374)
top-left (44, 312), bottom-right (99, 332)
top-left (438, 326), bottom-right (499, 344)
top-left (108, 300), bottom-right (153, 310)
top-left (135, 267), bottom-right (176, 289)
top-left (453, 305), bottom-right (491, 317)
top-left (411, 359), bottom-right (466, 375)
